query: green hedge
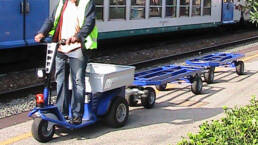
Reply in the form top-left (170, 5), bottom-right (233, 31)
top-left (177, 97), bottom-right (258, 145)
top-left (246, 0), bottom-right (258, 24)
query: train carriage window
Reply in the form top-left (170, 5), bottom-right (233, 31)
top-left (192, 0), bottom-right (201, 16)
top-left (180, 0), bottom-right (190, 17)
top-left (95, 0), bottom-right (104, 20)
top-left (110, 0), bottom-right (126, 19)
top-left (166, 0), bottom-right (177, 18)
top-left (131, 0), bottom-right (146, 19)
top-left (203, 0), bottom-right (211, 16)
top-left (150, 0), bottom-right (162, 17)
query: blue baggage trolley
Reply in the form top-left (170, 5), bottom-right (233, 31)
top-left (125, 65), bottom-right (204, 108)
top-left (185, 52), bottom-right (245, 84)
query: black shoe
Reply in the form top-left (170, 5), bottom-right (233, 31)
top-left (70, 117), bottom-right (82, 125)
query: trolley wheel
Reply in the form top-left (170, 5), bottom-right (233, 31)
top-left (204, 67), bottom-right (215, 84)
top-left (141, 87), bottom-right (156, 109)
top-left (191, 75), bottom-right (203, 95)
top-left (125, 95), bottom-right (138, 107)
top-left (32, 118), bottom-right (55, 143)
top-left (155, 83), bottom-right (167, 91)
top-left (236, 61), bottom-right (244, 75)
top-left (105, 97), bottom-right (129, 128)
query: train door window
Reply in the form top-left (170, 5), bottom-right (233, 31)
top-left (165, 0), bottom-right (177, 18)
top-left (110, 0), bottom-right (126, 19)
top-left (149, 0), bottom-right (162, 17)
top-left (131, 0), bottom-right (146, 19)
top-left (180, 0), bottom-right (190, 17)
top-left (203, 0), bottom-right (211, 16)
top-left (95, 0), bottom-right (104, 20)
top-left (192, 0), bottom-right (201, 16)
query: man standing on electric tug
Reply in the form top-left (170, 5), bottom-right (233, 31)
top-left (34, 0), bottom-right (98, 124)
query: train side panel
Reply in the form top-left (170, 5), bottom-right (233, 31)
top-left (97, 0), bottom-right (222, 33)
top-left (0, 0), bottom-right (251, 50)
top-left (0, 0), bottom-right (25, 49)
top-left (0, 0), bottom-right (49, 50)
top-left (25, 0), bottom-right (49, 46)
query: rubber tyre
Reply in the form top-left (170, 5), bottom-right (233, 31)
top-left (105, 97), bottom-right (129, 128)
top-left (125, 95), bottom-right (138, 107)
top-left (191, 75), bottom-right (203, 95)
top-left (236, 61), bottom-right (244, 75)
top-left (204, 67), bottom-right (215, 84)
top-left (32, 118), bottom-right (55, 143)
top-left (155, 83), bottom-right (167, 91)
top-left (141, 87), bottom-right (156, 109)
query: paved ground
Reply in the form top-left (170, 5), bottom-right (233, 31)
top-left (0, 43), bottom-right (258, 145)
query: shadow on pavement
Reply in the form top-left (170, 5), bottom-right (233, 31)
top-left (52, 105), bottom-right (223, 142)
top-left (213, 70), bottom-right (257, 83)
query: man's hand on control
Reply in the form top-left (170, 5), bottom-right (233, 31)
top-left (34, 33), bottom-right (44, 43)
top-left (66, 36), bottom-right (80, 45)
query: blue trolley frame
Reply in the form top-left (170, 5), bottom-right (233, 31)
top-left (185, 52), bottom-right (245, 84)
top-left (131, 65), bottom-right (204, 95)
top-left (185, 52), bottom-right (244, 67)
top-left (134, 65), bottom-right (204, 86)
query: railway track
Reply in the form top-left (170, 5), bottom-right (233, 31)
top-left (129, 35), bottom-right (258, 68)
top-left (1, 34), bottom-right (258, 98)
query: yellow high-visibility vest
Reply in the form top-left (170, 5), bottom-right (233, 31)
top-left (49, 0), bottom-right (98, 49)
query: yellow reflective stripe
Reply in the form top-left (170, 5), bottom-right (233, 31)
top-left (92, 38), bottom-right (97, 42)
top-left (55, 0), bottom-right (63, 20)
top-left (78, 0), bottom-right (90, 27)
top-left (49, 0), bottom-right (63, 36)
top-left (85, 26), bottom-right (98, 49)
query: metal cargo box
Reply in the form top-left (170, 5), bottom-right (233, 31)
top-left (85, 63), bottom-right (135, 93)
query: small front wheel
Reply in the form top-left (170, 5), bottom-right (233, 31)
top-left (141, 87), bottom-right (156, 109)
top-left (236, 61), bottom-right (244, 75)
top-left (204, 66), bottom-right (215, 84)
top-left (155, 83), bottom-right (167, 91)
top-left (32, 118), bottom-right (55, 143)
top-left (105, 97), bottom-right (129, 128)
top-left (191, 75), bottom-right (203, 95)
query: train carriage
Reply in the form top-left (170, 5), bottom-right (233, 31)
top-left (0, 0), bottom-right (250, 49)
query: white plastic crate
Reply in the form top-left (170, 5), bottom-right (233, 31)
top-left (85, 63), bottom-right (135, 93)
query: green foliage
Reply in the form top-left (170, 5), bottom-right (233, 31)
top-left (246, 0), bottom-right (258, 24)
top-left (177, 97), bottom-right (258, 145)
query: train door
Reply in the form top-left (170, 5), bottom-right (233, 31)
top-left (0, 0), bottom-right (49, 49)
top-left (25, 0), bottom-right (49, 45)
top-left (222, 0), bottom-right (234, 23)
top-left (0, 0), bottom-right (25, 49)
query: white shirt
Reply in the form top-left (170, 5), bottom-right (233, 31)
top-left (61, 0), bottom-right (79, 40)
top-left (61, 0), bottom-right (83, 58)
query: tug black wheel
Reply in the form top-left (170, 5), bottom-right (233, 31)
top-left (105, 97), bottom-right (129, 128)
top-left (141, 87), bottom-right (156, 109)
top-left (32, 118), bottom-right (55, 143)
top-left (204, 66), bottom-right (215, 84)
top-left (155, 83), bottom-right (167, 91)
top-left (236, 61), bottom-right (244, 75)
top-left (191, 75), bottom-right (203, 95)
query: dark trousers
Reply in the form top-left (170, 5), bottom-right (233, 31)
top-left (55, 54), bottom-right (87, 118)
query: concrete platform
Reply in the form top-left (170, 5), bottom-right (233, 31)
top-left (0, 44), bottom-right (258, 145)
